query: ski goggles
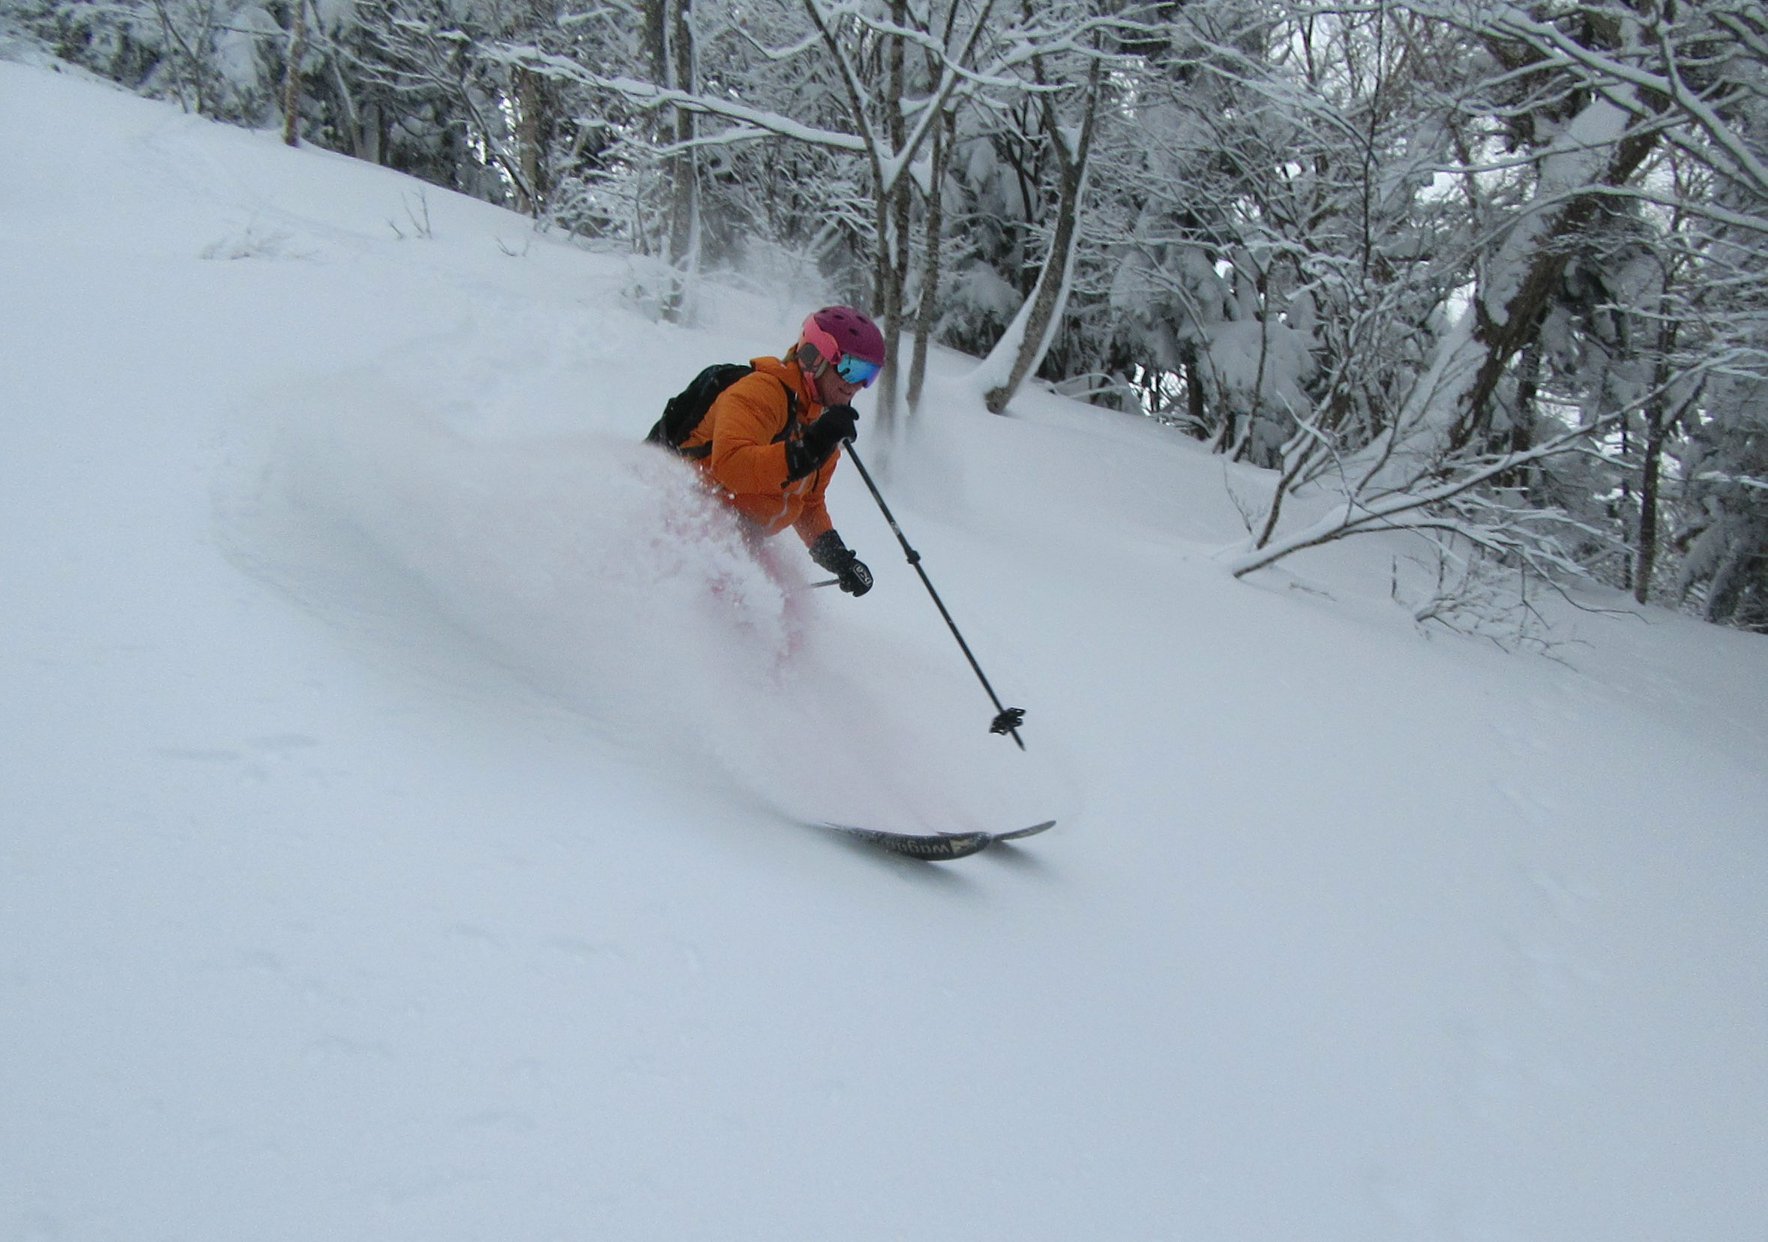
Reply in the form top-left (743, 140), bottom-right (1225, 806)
top-left (834, 354), bottom-right (882, 387)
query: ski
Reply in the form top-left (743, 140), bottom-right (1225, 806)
top-left (820, 820), bottom-right (1056, 861)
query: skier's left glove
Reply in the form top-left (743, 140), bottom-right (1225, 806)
top-left (809, 530), bottom-right (874, 597)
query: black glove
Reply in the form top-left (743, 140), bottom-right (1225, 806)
top-left (809, 530), bottom-right (874, 597)
top-left (785, 404), bottom-right (858, 480)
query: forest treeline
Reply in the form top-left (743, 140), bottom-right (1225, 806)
top-left (12, 0), bottom-right (1767, 631)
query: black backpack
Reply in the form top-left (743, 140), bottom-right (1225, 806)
top-left (645, 363), bottom-right (795, 460)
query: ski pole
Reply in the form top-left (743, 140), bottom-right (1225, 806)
top-left (842, 442), bottom-right (1027, 750)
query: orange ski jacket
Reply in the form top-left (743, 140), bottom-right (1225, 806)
top-left (680, 355), bottom-right (841, 545)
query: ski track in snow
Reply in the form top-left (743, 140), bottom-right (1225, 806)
top-left (210, 337), bottom-right (1055, 836)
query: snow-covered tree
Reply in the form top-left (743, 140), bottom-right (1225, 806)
top-left (11, 0), bottom-right (1768, 630)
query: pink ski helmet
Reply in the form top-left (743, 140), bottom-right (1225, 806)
top-left (797, 306), bottom-right (886, 387)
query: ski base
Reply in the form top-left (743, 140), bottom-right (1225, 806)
top-left (820, 820), bottom-right (1056, 861)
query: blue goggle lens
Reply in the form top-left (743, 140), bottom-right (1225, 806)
top-left (835, 355), bottom-right (882, 387)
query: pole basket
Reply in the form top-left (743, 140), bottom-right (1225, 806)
top-left (990, 708), bottom-right (1026, 736)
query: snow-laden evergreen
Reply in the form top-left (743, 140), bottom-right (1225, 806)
top-left (4, 60), bottom-right (1766, 1242)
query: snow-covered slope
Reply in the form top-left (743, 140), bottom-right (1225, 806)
top-left (4, 59), bottom-right (1765, 1241)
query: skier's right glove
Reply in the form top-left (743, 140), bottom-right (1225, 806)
top-left (785, 404), bottom-right (858, 480)
top-left (809, 530), bottom-right (874, 597)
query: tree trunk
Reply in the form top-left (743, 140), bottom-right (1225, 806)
top-left (513, 66), bottom-right (545, 214)
top-left (648, 0), bottom-right (699, 319)
top-left (982, 57), bottom-right (1100, 414)
top-left (1636, 320), bottom-right (1696, 605)
top-left (1178, 339), bottom-right (1208, 440)
top-left (281, 0), bottom-right (308, 147)
top-left (907, 113), bottom-right (952, 413)
top-left (869, 0), bottom-right (913, 435)
top-left (1635, 415), bottom-right (1667, 604)
top-left (1447, 111), bottom-right (1661, 452)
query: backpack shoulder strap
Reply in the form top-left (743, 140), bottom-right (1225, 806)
top-left (763, 377), bottom-right (802, 446)
top-left (778, 377), bottom-right (799, 434)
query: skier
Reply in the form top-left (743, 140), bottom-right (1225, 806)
top-left (678, 306), bottom-right (885, 597)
